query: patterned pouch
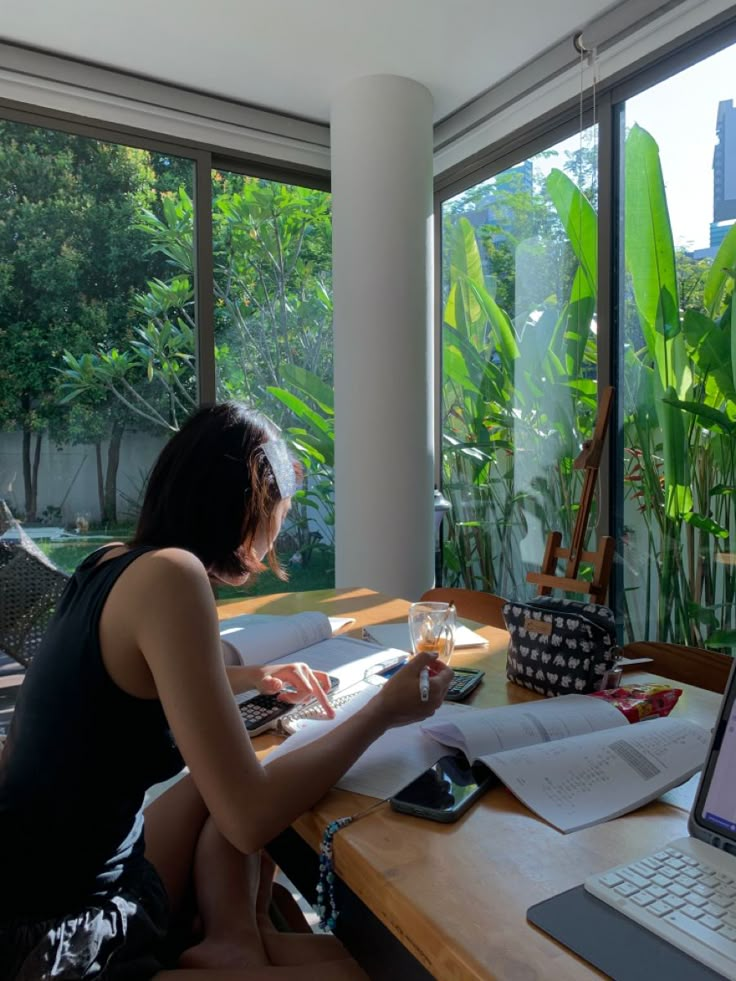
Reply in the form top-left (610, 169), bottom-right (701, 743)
top-left (502, 596), bottom-right (620, 697)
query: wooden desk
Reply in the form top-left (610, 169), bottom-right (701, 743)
top-left (218, 588), bottom-right (721, 981)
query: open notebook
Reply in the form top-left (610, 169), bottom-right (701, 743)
top-left (362, 621), bottom-right (488, 651)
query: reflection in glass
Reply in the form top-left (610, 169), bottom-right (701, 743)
top-left (440, 127), bottom-right (598, 600)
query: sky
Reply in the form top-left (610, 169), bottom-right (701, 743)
top-left (457, 39), bottom-right (736, 253)
top-left (535, 40), bottom-right (736, 251)
top-left (625, 41), bottom-right (736, 250)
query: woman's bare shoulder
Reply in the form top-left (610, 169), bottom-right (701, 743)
top-left (116, 546), bottom-right (211, 599)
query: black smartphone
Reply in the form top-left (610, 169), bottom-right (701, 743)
top-left (389, 753), bottom-right (497, 823)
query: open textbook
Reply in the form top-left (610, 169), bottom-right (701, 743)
top-left (220, 611), bottom-right (408, 696)
top-left (265, 691), bottom-right (711, 834)
top-left (221, 611), bottom-right (360, 666)
top-left (421, 696), bottom-right (711, 833)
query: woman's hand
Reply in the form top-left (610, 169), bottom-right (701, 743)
top-left (374, 651), bottom-right (453, 728)
top-left (254, 662), bottom-right (336, 719)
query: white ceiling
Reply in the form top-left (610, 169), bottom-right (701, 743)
top-left (2, 0), bottom-right (624, 124)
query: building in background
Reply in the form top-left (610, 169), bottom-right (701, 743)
top-left (693, 99), bottom-right (736, 259)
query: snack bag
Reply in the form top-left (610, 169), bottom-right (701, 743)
top-left (588, 682), bottom-right (682, 723)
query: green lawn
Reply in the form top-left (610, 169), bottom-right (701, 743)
top-left (38, 535), bottom-right (335, 598)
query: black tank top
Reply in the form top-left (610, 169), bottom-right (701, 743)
top-left (0, 545), bottom-right (184, 918)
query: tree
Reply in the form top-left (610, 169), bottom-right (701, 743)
top-left (0, 122), bottom-right (158, 520)
top-left (69, 176), bottom-right (333, 434)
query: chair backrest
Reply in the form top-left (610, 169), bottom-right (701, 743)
top-left (622, 640), bottom-right (733, 695)
top-left (0, 500), bottom-right (70, 668)
top-left (419, 587), bottom-right (507, 630)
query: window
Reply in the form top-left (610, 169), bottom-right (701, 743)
top-left (211, 171), bottom-right (334, 590)
top-left (440, 127), bottom-right (598, 598)
top-left (619, 41), bottom-right (736, 648)
top-left (0, 126), bottom-right (335, 593)
top-left (0, 121), bottom-right (195, 571)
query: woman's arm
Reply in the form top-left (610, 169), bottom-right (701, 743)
top-left (130, 549), bottom-right (451, 855)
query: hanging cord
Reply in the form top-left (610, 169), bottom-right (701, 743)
top-left (571, 33), bottom-right (599, 381)
top-left (316, 796), bottom-right (388, 930)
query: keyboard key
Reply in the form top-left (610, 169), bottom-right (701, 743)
top-left (704, 903), bottom-right (726, 918)
top-left (615, 883), bottom-right (638, 897)
top-left (682, 904), bottom-right (704, 919)
top-left (631, 893), bottom-right (654, 907)
top-left (599, 873), bottom-right (623, 888)
top-left (678, 875), bottom-right (696, 890)
top-left (631, 862), bottom-right (655, 878)
top-left (653, 874), bottom-right (671, 888)
top-left (721, 926), bottom-right (736, 943)
top-left (664, 896), bottom-right (686, 910)
top-left (701, 914), bottom-right (724, 931)
top-left (669, 883), bottom-right (688, 898)
top-left (685, 893), bottom-right (707, 908)
top-left (649, 900), bottom-right (672, 917)
top-left (648, 885), bottom-right (667, 899)
top-left (622, 872), bottom-right (650, 890)
top-left (694, 884), bottom-right (715, 898)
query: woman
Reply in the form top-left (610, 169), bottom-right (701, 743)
top-left (0, 402), bottom-right (452, 980)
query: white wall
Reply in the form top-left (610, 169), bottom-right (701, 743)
top-left (0, 429), bottom-right (166, 525)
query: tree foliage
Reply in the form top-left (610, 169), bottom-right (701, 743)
top-left (0, 122), bottom-right (159, 519)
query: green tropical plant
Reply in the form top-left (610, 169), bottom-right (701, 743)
top-left (268, 364), bottom-right (335, 563)
top-left (622, 126), bottom-right (736, 646)
top-left (442, 123), bottom-right (736, 650)
top-left (441, 165), bottom-right (599, 600)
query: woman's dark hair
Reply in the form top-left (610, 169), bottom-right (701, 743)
top-left (132, 402), bottom-right (292, 582)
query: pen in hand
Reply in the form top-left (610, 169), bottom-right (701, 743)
top-left (419, 666), bottom-right (430, 702)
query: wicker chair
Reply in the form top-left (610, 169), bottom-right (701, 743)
top-left (0, 500), bottom-right (70, 668)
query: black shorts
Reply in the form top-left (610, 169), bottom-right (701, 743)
top-left (0, 860), bottom-right (172, 981)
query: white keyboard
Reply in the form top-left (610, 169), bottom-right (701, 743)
top-left (585, 837), bottom-right (736, 979)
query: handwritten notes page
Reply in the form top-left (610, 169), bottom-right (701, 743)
top-left (423, 695), bottom-right (711, 833)
top-left (483, 717), bottom-right (710, 832)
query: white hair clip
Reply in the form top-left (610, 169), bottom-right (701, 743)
top-left (261, 438), bottom-right (298, 499)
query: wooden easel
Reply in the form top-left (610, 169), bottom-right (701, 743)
top-left (525, 386), bottom-right (615, 604)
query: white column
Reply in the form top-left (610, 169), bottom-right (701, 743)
top-left (331, 75), bottom-right (434, 600)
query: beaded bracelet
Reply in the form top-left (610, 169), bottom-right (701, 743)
top-left (315, 799), bottom-right (387, 930)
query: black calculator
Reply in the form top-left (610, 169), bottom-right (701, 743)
top-left (444, 667), bottom-right (485, 702)
top-left (238, 674), bottom-right (341, 736)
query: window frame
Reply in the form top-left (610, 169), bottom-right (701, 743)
top-left (433, 7), bottom-right (736, 617)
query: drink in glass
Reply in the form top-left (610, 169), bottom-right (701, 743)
top-left (408, 601), bottom-right (456, 671)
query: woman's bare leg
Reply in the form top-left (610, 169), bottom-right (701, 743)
top-left (145, 778), bottom-right (366, 977)
top-left (177, 819), bottom-right (267, 969)
top-left (256, 853), bottom-right (360, 969)
top-left (157, 851), bottom-right (367, 978)
top-left (144, 774), bottom-right (209, 915)
top-left (145, 775), bottom-right (265, 969)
